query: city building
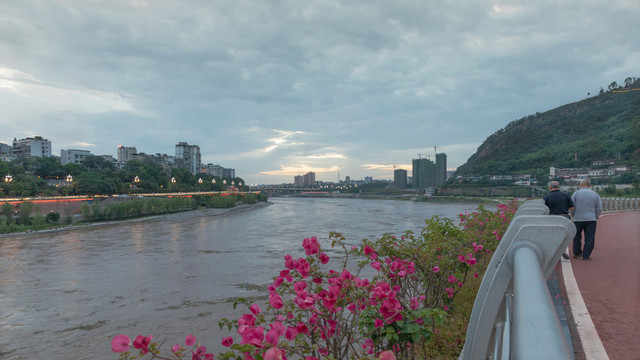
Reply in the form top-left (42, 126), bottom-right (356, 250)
top-left (435, 153), bottom-right (447, 186)
top-left (412, 152), bottom-right (447, 190)
top-left (60, 149), bottom-right (92, 165)
top-left (12, 136), bottom-right (52, 158)
top-left (202, 163), bottom-right (235, 179)
top-left (175, 142), bottom-right (201, 175)
top-left (364, 176), bottom-right (373, 184)
top-left (394, 169), bottom-right (408, 189)
top-left (117, 145), bottom-right (137, 162)
top-left (294, 172), bottom-right (315, 187)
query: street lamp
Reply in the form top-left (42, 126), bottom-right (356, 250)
top-left (4, 175), bottom-right (13, 183)
top-left (66, 174), bottom-right (73, 182)
top-left (134, 176), bottom-right (140, 183)
top-left (223, 180), bottom-right (227, 185)
top-left (171, 177), bottom-right (177, 183)
top-left (212, 179), bottom-right (216, 184)
top-left (198, 178), bottom-right (203, 184)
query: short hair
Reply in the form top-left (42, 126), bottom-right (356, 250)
top-left (548, 181), bottom-right (560, 189)
top-left (580, 178), bottom-right (591, 187)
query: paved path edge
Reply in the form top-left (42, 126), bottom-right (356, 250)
top-left (561, 250), bottom-right (609, 360)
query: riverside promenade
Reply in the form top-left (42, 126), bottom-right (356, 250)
top-left (561, 211), bottom-right (640, 360)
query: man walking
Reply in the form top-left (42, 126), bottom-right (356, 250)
top-left (571, 178), bottom-right (602, 260)
top-left (543, 181), bottom-right (574, 259)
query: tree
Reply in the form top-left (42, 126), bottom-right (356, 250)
top-left (17, 201), bottom-right (34, 225)
top-left (608, 81), bottom-right (619, 91)
top-left (45, 211), bottom-right (61, 223)
top-left (1, 202), bottom-right (13, 224)
top-left (32, 212), bottom-right (45, 228)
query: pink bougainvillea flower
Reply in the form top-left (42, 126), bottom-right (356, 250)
top-left (369, 252), bottom-right (378, 260)
top-left (191, 346), bottom-right (208, 360)
top-left (432, 265), bottom-right (440, 273)
top-left (378, 350), bottom-right (397, 360)
top-left (264, 347), bottom-right (285, 360)
top-left (269, 292), bottom-right (284, 309)
top-left (351, 245), bottom-right (358, 251)
top-left (111, 335), bottom-right (131, 353)
top-left (250, 303), bottom-right (261, 315)
top-left (371, 261), bottom-right (382, 271)
top-left (444, 305), bottom-right (450, 311)
top-left (285, 326), bottom-right (297, 340)
top-left (221, 337), bottom-right (233, 347)
top-left (364, 245), bottom-right (374, 255)
top-left (318, 252), bottom-right (330, 264)
top-left (457, 281), bottom-right (464, 288)
top-left (474, 272), bottom-right (479, 278)
top-left (185, 334), bottom-right (196, 346)
top-left (296, 322), bottom-right (309, 334)
top-left (375, 319), bottom-right (384, 328)
top-left (133, 335), bottom-right (153, 355)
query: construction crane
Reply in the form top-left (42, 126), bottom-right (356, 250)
top-left (433, 145), bottom-right (439, 158)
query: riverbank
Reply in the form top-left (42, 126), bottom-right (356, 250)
top-left (0, 201), bottom-right (270, 238)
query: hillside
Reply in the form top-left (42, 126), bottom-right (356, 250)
top-left (455, 77), bottom-right (640, 176)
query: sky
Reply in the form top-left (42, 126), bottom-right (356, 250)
top-left (1, 1), bottom-right (638, 185)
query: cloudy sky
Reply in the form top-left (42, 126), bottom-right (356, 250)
top-left (1, 1), bottom-right (638, 184)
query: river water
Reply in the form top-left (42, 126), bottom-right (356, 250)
top-left (0, 197), bottom-right (484, 359)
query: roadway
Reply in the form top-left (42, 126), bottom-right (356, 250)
top-left (561, 211), bottom-right (640, 360)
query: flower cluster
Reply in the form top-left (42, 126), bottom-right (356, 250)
top-left (110, 202), bottom-right (518, 360)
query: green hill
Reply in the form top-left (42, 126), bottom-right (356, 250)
top-left (455, 77), bottom-right (640, 177)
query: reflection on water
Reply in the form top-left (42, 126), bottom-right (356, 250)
top-left (0, 198), bottom-right (483, 359)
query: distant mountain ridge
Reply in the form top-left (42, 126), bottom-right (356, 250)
top-left (455, 77), bottom-right (640, 177)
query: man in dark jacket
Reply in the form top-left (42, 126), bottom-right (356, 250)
top-left (543, 180), bottom-right (574, 259)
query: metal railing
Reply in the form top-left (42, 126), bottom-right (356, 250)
top-left (460, 200), bottom-right (576, 360)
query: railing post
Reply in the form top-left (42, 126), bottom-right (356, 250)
top-left (509, 242), bottom-right (573, 359)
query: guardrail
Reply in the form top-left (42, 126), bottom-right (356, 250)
top-left (601, 197), bottom-right (640, 212)
top-left (460, 199), bottom-right (576, 360)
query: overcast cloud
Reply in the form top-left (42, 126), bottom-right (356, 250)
top-left (1, 0), bottom-right (638, 184)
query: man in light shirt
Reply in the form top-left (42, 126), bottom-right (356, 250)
top-left (571, 178), bottom-right (602, 260)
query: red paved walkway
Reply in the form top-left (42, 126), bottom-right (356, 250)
top-left (570, 211), bottom-right (640, 360)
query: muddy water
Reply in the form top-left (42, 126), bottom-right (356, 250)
top-left (0, 198), bottom-right (482, 359)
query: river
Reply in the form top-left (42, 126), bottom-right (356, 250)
top-left (0, 197), bottom-right (486, 359)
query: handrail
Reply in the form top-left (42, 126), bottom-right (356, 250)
top-left (460, 200), bottom-right (575, 360)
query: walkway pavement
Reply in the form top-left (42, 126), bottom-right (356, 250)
top-left (563, 211), bottom-right (640, 360)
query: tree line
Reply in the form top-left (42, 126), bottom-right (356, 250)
top-left (0, 156), bottom-right (247, 197)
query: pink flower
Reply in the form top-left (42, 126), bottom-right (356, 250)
top-left (221, 337), bottom-right (233, 347)
top-left (443, 305), bottom-right (449, 311)
top-left (240, 326), bottom-right (264, 347)
top-left (269, 292), bottom-right (284, 309)
top-left (445, 287), bottom-right (455, 298)
top-left (375, 319), bottom-right (384, 328)
top-left (457, 281), bottom-right (463, 287)
top-left (264, 347), bottom-right (285, 360)
top-left (191, 346), bottom-right (209, 360)
top-left (293, 281), bottom-right (307, 293)
top-left (364, 245), bottom-right (374, 255)
top-left (172, 344), bottom-right (182, 354)
top-left (185, 334), bottom-right (196, 346)
top-left (318, 252), bottom-right (330, 264)
top-left (133, 335), bottom-right (153, 355)
top-left (371, 261), bottom-right (382, 271)
top-left (473, 272), bottom-right (479, 278)
top-left (379, 350), bottom-right (397, 360)
top-left (296, 322), bottom-right (309, 334)
top-left (370, 252), bottom-right (378, 260)
top-left (432, 265), bottom-right (440, 273)
top-left (285, 326), bottom-right (297, 340)
top-left (111, 335), bottom-right (131, 353)
top-left (448, 275), bottom-right (457, 283)
top-left (351, 246), bottom-right (358, 251)
top-left (250, 304), bottom-right (262, 315)
top-left (302, 237), bottom-right (320, 255)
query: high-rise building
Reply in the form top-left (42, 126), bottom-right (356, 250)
top-left (117, 145), bottom-right (137, 163)
top-left (175, 142), bottom-right (201, 175)
top-left (412, 153), bottom-right (447, 190)
top-left (12, 136), bottom-right (51, 158)
top-left (394, 169), bottom-right (407, 189)
top-left (435, 153), bottom-right (447, 186)
top-left (294, 175), bottom-right (304, 187)
top-left (412, 158), bottom-right (434, 190)
top-left (303, 172), bottom-right (316, 187)
top-left (61, 149), bottom-right (92, 165)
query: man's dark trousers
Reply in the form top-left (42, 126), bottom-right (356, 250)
top-left (573, 221), bottom-right (597, 259)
